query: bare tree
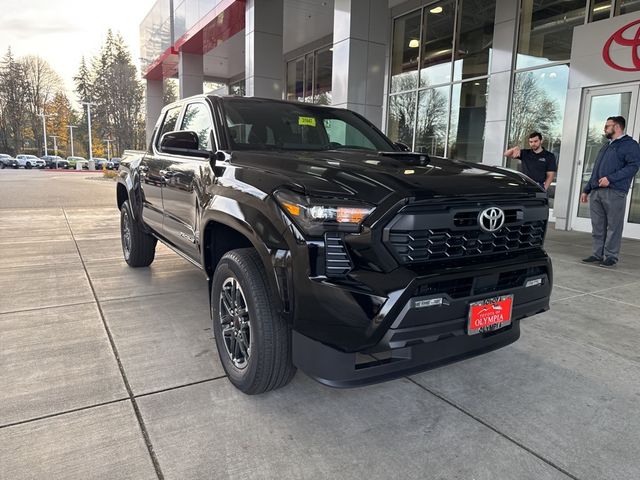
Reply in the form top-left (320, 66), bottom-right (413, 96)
top-left (21, 55), bottom-right (63, 154)
top-left (508, 71), bottom-right (558, 147)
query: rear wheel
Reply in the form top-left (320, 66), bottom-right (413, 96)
top-left (25, 163), bottom-right (32, 169)
top-left (211, 248), bottom-right (295, 394)
top-left (120, 200), bottom-right (156, 267)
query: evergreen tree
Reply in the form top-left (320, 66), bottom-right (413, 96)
top-left (0, 47), bottom-right (28, 154)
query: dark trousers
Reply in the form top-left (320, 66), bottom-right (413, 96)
top-left (589, 188), bottom-right (627, 261)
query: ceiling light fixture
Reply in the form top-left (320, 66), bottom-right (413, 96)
top-left (408, 39), bottom-right (420, 48)
top-left (430, 6), bottom-right (443, 14)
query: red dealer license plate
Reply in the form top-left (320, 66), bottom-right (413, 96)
top-left (467, 295), bottom-right (514, 335)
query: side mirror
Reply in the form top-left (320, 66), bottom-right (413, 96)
top-left (159, 130), bottom-right (210, 159)
top-left (394, 141), bottom-right (411, 152)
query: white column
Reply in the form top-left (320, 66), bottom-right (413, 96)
top-left (245, 0), bottom-right (284, 98)
top-left (179, 52), bottom-right (204, 98)
top-left (481, 0), bottom-right (520, 166)
top-left (331, 0), bottom-right (388, 128)
top-left (145, 79), bottom-right (164, 147)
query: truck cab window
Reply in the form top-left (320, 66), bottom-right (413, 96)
top-left (181, 103), bottom-right (212, 151)
top-left (156, 105), bottom-right (181, 149)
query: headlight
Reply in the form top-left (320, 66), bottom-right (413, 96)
top-left (274, 189), bottom-right (374, 236)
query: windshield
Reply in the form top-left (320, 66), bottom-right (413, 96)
top-left (221, 99), bottom-right (395, 152)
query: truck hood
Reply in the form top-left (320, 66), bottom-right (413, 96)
top-left (228, 150), bottom-right (540, 204)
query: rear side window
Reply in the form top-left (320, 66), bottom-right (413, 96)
top-left (180, 103), bottom-right (213, 151)
top-left (156, 105), bottom-right (182, 148)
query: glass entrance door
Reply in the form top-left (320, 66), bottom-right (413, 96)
top-left (571, 84), bottom-right (640, 238)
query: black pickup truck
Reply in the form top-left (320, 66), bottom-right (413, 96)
top-left (117, 95), bottom-right (552, 394)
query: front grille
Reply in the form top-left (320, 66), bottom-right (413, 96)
top-left (389, 221), bottom-right (546, 264)
top-left (324, 233), bottom-right (352, 277)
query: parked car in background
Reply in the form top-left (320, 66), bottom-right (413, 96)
top-left (66, 156), bottom-right (86, 169)
top-left (16, 154), bottom-right (45, 169)
top-left (42, 155), bottom-right (68, 169)
top-left (107, 157), bottom-right (121, 170)
top-left (93, 157), bottom-right (108, 170)
top-left (0, 154), bottom-right (19, 169)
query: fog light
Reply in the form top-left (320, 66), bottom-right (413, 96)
top-left (525, 278), bottom-right (543, 288)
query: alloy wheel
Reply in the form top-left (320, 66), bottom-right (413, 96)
top-left (219, 277), bottom-right (251, 369)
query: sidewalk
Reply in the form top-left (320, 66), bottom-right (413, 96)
top-left (1, 202), bottom-right (640, 479)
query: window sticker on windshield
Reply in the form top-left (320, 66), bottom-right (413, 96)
top-left (298, 116), bottom-right (317, 127)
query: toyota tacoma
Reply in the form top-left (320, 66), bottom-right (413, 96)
top-left (116, 95), bottom-right (552, 394)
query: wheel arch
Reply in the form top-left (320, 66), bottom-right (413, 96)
top-left (201, 210), bottom-right (291, 319)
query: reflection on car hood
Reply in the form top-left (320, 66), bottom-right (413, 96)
top-left (227, 150), bottom-right (540, 204)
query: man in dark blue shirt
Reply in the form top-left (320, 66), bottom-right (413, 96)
top-left (504, 132), bottom-right (557, 191)
top-left (580, 116), bottom-right (640, 267)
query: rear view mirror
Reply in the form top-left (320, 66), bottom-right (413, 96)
top-left (160, 131), bottom-right (210, 158)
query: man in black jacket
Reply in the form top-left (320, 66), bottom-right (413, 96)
top-left (580, 116), bottom-right (640, 267)
top-left (504, 132), bottom-right (557, 190)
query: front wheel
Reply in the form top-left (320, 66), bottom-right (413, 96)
top-left (120, 200), bottom-right (157, 267)
top-left (211, 248), bottom-right (295, 394)
top-left (25, 163), bottom-right (32, 169)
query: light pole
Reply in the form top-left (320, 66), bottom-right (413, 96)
top-left (39, 113), bottom-right (53, 156)
top-left (81, 102), bottom-right (97, 160)
top-left (67, 125), bottom-right (77, 157)
top-left (50, 135), bottom-right (59, 156)
top-left (102, 138), bottom-right (114, 160)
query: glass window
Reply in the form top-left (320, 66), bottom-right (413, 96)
top-left (287, 47), bottom-right (332, 105)
top-left (517, 0), bottom-right (587, 69)
top-left (230, 80), bottom-right (245, 97)
top-left (454, 0), bottom-right (496, 81)
top-left (577, 92), bottom-right (632, 218)
top-left (628, 177), bottom-right (640, 224)
top-left (180, 103), bottom-right (212, 151)
top-left (507, 64), bottom-right (569, 209)
top-left (287, 59), bottom-right (304, 101)
top-left (314, 47), bottom-right (332, 105)
top-left (156, 105), bottom-right (181, 148)
top-left (449, 79), bottom-right (488, 162)
top-left (305, 53), bottom-right (314, 103)
top-left (415, 86), bottom-right (449, 156)
top-left (420, 0), bottom-right (455, 87)
top-left (591, 1), bottom-right (612, 21)
top-left (387, 92), bottom-right (417, 147)
top-left (390, 10), bottom-right (422, 93)
top-left (222, 99), bottom-right (394, 152)
top-left (508, 65), bottom-right (569, 154)
top-left (620, 0), bottom-right (640, 14)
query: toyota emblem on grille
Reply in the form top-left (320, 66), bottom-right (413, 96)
top-left (478, 207), bottom-right (505, 233)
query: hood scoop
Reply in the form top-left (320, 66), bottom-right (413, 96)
top-left (377, 151), bottom-right (431, 166)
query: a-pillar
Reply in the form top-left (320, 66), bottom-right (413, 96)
top-left (245, 0), bottom-right (283, 98)
top-left (179, 52), bottom-right (204, 98)
top-left (145, 79), bottom-right (163, 147)
top-left (331, 0), bottom-right (388, 128)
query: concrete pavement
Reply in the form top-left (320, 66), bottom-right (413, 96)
top-left (1, 169), bottom-right (640, 479)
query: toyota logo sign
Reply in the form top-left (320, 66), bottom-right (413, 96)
top-left (478, 207), bottom-right (505, 233)
top-left (602, 19), bottom-right (640, 72)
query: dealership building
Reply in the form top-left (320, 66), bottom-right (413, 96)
top-left (140, 0), bottom-right (640, 239)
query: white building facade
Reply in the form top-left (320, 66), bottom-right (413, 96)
top-left (140, 0), bottom-right (640, 238)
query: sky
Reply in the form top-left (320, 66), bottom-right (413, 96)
top-left (0, 0), bottom-right (158, 99)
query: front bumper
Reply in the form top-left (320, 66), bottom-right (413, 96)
top-left (291, 250), bottom-right (551, 387)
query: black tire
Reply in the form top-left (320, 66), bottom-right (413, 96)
top-left (211, 248), bottom-right (295, 394)
top-left (26, 163), bottom-right (32, 169)
top-left (120, 200), bottom-right (156, 267)
top-left (0, 163), bottom-right (4, 169)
